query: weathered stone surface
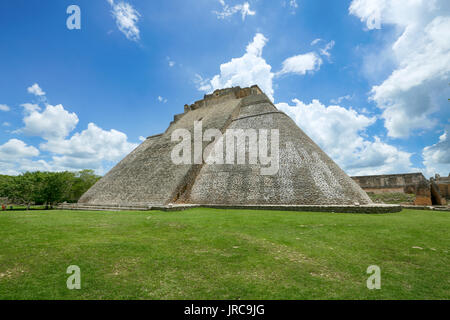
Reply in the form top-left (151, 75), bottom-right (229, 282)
top-left (189, 100), bottom-right (371, 205)
top-left (431, 181), bottom-right (446, 205)
top-left (79, 85), bottom-right (372, 207)
top-left (414, 180), bottom-right (432, 205)
top-left (351, 173), bottom-right (428, 194)
top-left (352, 172), bottom-right (449, 206)
top-left (431, 174), bottom-right (450, 200)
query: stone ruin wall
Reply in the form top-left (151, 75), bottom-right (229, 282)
top-left (351, 173), bottom-right (448, 206)
top-left (431, 174), bottom-right (450, 199)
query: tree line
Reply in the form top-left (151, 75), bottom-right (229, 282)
top-left (0, 170), bottom-right (100, 208)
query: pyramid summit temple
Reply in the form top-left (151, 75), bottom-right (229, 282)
top-left (78, 85), bottom-right (398, 212)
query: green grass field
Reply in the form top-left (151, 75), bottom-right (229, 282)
top-left (0, 208), bottom-right (448, 300)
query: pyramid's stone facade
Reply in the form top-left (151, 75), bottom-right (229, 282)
top-left (79, 86), bottom-right (372, 207)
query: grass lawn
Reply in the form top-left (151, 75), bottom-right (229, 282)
top-left (0, 208), bottom-right (448, 300)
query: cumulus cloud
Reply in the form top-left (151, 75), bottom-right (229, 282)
top-left (0, 88), bottom-right (138, 175)
top-left (0, 139), bottom-right (51, 175)
top-left (195, 33), bottom-right (334, 103)
top-left (0, 139), bottom-right (39, 161)
top-left (107, 0), bottom-right (141, 41)
top-left (0, 104), bottom-right (10, 112)
top-left (214, 0), bottom-right (255, 21)
top-left (197, 33), bottom-right (275, 101)
top-left (422, 129), bottom-right (450, 177)
top-left (277, 98), bottom-right (414, 175)
top-left (349, 0), bottom-right (450, 138)
top-left (41, 123), bottom-right (138, 173)
top-left (20, 103), bottom-right (41, 113)
top-left (27, 83), bottom-right (46, 96)
top-left (20, 104), bottom-right (79, 140)
top-left (0, 159), bottom-right (52, 176)
top-left (277, 52), bottom-right (322, 76)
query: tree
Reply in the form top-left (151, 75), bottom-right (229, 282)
top-left (4, 173), bottom-right (38, 209)
top-left (0, 170), bottom-right (101, 208)
top-left (39, 172), bottom-right (75, 208)
top-left (69, 170), bottom-right (100, 202)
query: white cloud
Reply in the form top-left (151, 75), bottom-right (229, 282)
top-left (21, 104), bottom-right (79, 140)
top-left (0, 139), bottom-right (39, 161)
top-left (277, 52), bottom-right (322, 76)
top-left (20, 103), bottom-right (41, 113)
top-left (196, 33), bottom-right (334, 103)
top-left (214, 1), bottom-right (255, 21)
top-left (19, 103), bottom-right (138, 174)
top-left (107, 0), bottom-right (141, 42)
top-left (138, 136), bottom-right (146, 142)
top-left (422, 129), bottom-right (450, 177)
top-left (0, 158), bottom-right (52, 176)
top-left (1, 86), bottom-right (139, 175)
top-left (310, 38), bottom-right (322, 46)
top-left (198, 33), bottom-right (275, 101)
top-left (330, 94), bottom-right (353, 104)
top-left (41, 123), bottom-right (138, 173)
top-left (0, 104), bottom-right (10, 112)
top-left (27, 83), bottom-right (45, 96)
top-left (194, 74), bottom-right (213, 92)
top-left (277, 98), bottom-right (414, 175)
top-left (349, 0), bottom-right (450, 138)
top-left (2, 122), bottom-right (10, 127)
top-left (158, 96), bottom-right (167, 103)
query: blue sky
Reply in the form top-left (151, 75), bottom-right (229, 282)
top-left (0, 0), bottom-right (449, 177)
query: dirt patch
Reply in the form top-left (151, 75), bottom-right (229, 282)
top-left (0, 266), bottom-right (26, 280)
top-left (109, 258), bottom-right (141, 276)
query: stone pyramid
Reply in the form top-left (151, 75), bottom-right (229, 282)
top-left (79, 86), bottom-right (372, 207)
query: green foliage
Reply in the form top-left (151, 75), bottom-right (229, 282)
top-left (0, 170), bottom-right (100, 206)
top-left (68, 170), bottom-right (101, 202)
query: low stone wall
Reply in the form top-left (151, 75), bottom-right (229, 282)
top-left (59, 203), bottom-right (402, 214)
